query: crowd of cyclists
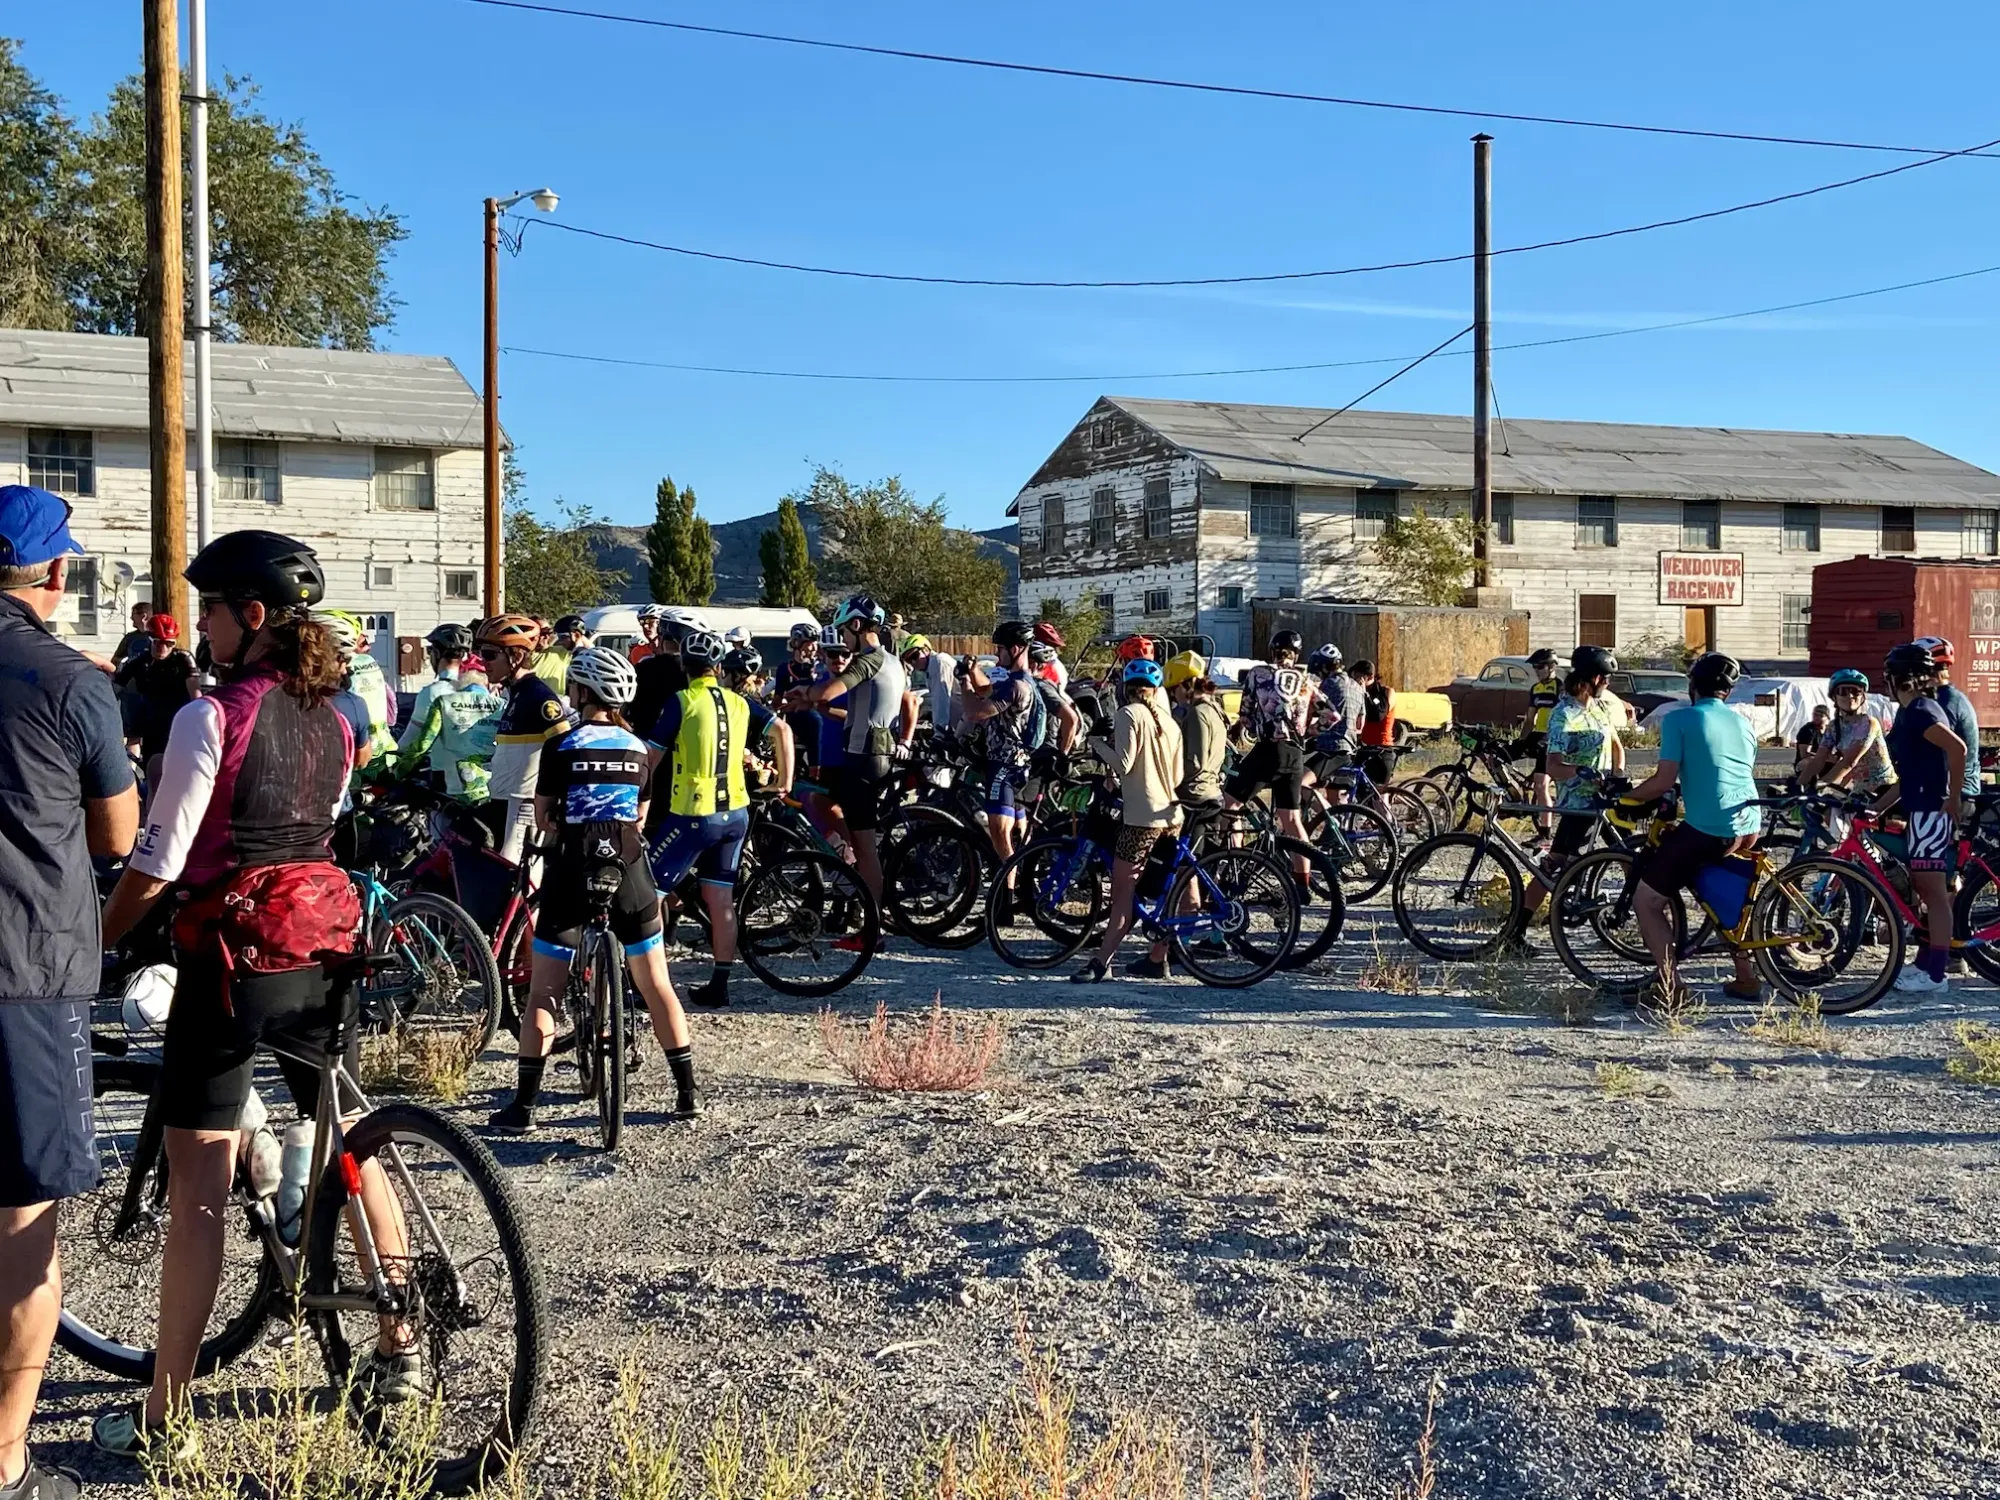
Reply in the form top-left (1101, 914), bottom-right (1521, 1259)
top-left (2, 479), bottom-right (1994, 1496)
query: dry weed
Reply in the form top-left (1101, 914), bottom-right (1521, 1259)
top-left (1469, 959), bottom-right (1596, 1025)
top-left (361, 1024), bottom-right (481, 1105)
top-left (1742, 992), bottom-right (1839, 1053)
top-left (1636, 981), bottom-right (1709, 1036)
top-left (1945, 1021), bottom-right (2000, 1086)
top-left (1594, 1060), bottom-right (1669, 1099)
top-left (1392, 1377), bottom-right (1440, 1500)
top-left (819, 993), bottom-right (1003, 1091)
top-left (1356, 938), bottom-right (1420, 996)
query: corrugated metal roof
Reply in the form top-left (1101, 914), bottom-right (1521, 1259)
top-left (1104, 397), bottom-right (2000, 508)
top-left (0, 329), bottom-right (492, 449)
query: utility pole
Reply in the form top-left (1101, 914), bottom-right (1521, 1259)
top-left (1470, 133), bottom-right (1493, 593)
top-left (145, 0), bottom-right (187, 622)
top-left (483, 196), bottom-right (503, 617)
top-left (189, 0), bottom-right (214, 548)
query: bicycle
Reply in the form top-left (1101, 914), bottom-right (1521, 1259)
top-left (562, 865), bottom-right (634, 1151)
top-left (1305, 744), bottom-right (1438, 842)
top-left (1419, 726), bottom-right (1540, 832)
top-left (350, 867), bottom-right (504, 1056)
top-left (1548, 798), bottom-right (1905, 1013)
top-left (1213, 800), bottom-right (1347, 969)
top-left (58, 958), bottom-right (546, 1493)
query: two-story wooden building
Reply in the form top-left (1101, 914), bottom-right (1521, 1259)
top-left (0, 329), bottom-right (490, 685)
top-left (1009, 397), bottom-right (2000, 661)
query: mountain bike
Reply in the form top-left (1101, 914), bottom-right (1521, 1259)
top-left (1419, 727), bottom-right (1539, 832)
top-left (350, 868), bottom-right (504, 1056)
top-left (58, 960), bottom-right (545, 1494)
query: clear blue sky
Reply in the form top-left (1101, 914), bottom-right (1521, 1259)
top-left (21, 0), bottom-right (2000, 530)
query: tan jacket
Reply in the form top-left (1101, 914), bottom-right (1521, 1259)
top-left (1179, 695), bottom-right (1230, 804)
top-left (1103, 695), bottom-right (1183, 828)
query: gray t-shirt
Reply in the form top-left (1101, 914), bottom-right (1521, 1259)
top-left (1938, 682), bottom-right (1982, 798)
top-left (1318, 672), bottom-right (1367, 754)
top-left (834, 646), bottom-right (908, 757)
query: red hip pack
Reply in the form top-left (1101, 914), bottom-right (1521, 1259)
top-left (172, 862), bottom-right (362, 977)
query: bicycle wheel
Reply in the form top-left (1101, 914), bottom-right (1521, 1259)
top-left (737, 849), bottom-right (880, 996)
top-left (494, 901), bottom-right (534, 1041)
top-left (1401, 774), bottom-right (1458, 833)
top-left (1750, 856), bottom-right (1904, 1014)
top-left (369, 891), bottom-right (504, 1056)
top-left (56, 1057), bottom-right (279, 1382)
top-left (1312, 801), bottom-right (1399, 904)
top-left (568, 963), bottom-right (598, 1101)
top-left (589, 931), bottom-right (625, 1153)
top-left (883, 820), bottom-right (989, 948)
top-left (986, 838), bottom-right (1101, 970)
top-left (1952, 864), bottom-right (2000, 984)
top-left (1372, 785), bottom-right (1438, 843)
top-left (1547, 848), bottom-right (1686, 997)
top-left (1275, 836), bottom-right (1346, 970)
top-left (1391, 832), bottom-right (1524, 960)
top-left (305, 1103), bottom-right (546, 1496)
top-left (1166, 846), bottom-right (1299, 988)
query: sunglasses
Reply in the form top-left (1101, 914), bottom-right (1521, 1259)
top-left (477, 645), bottom-right (509, 660)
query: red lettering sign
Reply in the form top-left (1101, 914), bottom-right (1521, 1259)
top-left (1657, 552), bottom-right (1745, 606)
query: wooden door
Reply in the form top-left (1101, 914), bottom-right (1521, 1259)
top-left (1682, 606), bottom-right (1713, 653)
top-left (1577, 594), bottom-right (1617, 648)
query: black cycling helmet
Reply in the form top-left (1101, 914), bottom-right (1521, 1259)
top-left (553, 613), bottom-right (588, 635)
top-left (1527, 648), bottom-right (1559, 668)
top-left (1885, 642), bottom-right (1938, 680)
top-left (1570, 645), bottom-right (1618, 678)
top-left (992, 619), bottom-right (1033, 648)
top-left (184, 529), bottom-right (325, 609)
top-left (721, 646), bottom-right (763, 679)
top-left (1270, 629), bottom-right (1303, 655)
top-left (426, 623), bottom-right (474, 654)
top-left (1686, 652), bottom-right (1741, 697)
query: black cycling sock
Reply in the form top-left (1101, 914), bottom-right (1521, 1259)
top-left (515, 1056), bottom-right (547, 1109)
top-left (709, 962), bottom-right (732, 992)
top-left (665, 1045), bottom-right (696, 1102)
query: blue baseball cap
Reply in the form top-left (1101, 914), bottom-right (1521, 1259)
top-left (0, 485), bottom-right (81, 568)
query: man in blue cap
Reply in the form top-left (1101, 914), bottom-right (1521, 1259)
top-left (0, 484), bottom-right (138, 1500)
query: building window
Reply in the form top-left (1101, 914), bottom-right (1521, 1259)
top-left (1782, 503), bottom-right (1820, 553)
top-left (1091, 419), bottom-right (1115, 450)
top-left (370, 563), bottom-right (397, 590)
top-left (1964, 509), bottom-right (2000, 557)
top-left (1216, 585), bottom-right (1243, 610)
top-left (1278, 585), bottom-right (1299, 599)
top-left (374, 448), bottom-right (435, 511)
top-left (1143, 588), bottom-right (1170, 615)
top-left (1353, 490), bottom-right (1398, 542)
top-left (1576, 496), bottom-right (1618, 548)
top-left (64, 556), bottom-right (99, 636)
top-left (1881, 505), bottom-right (1917, 553)
top-left (1578, 593), bottom-right (1617, 647)
top-left (1782, 594), bottom-right (1811, 654)
top-left (216, 438), bottom-right (282, 504)
top-left (1094, 592), bottom-right (1115, 630)
top-left (1143, 477), bottom-right (1171, 540)
top-left (1491, 493), bottom-right (1514, 546)
top-left (1249, 482), bottom-right (1296, 538)
top-left (27, 429), bottom-right (94, 496)
top-left (1681, 500), bottom-right (1720, 551)
top-left (445, 570), bottom-right (478, 600)
top-left (1041, 496), bottom-right (1063, 553)
top-left (1091, 487), bottom-right (1115, 549)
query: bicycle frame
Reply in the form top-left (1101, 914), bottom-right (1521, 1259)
top-left (1816, 804), bottom-right (2000, 949)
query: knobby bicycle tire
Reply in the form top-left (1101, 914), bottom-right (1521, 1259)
top-left (305, 1103), bottom-right (547, 1496)
top-left (374, 890), bottom-right (505, 1056)
top-left (1166, 845), bottom-right (1299, 989)
top-left (882, 820), bottom-right (989, 948)
top-left (589, 929), bottom-right (626, 1153)
top-left (985, 839), bottom-right (1101, 970)
top-left (736, 849), bottom-right (880, 996)
top-left (56, 1057), bottom-right (280, 1383)
top-left (1275, 836), bottom-right (1345, 969)
top-left (1751, 855), bottom-right (1905, 1014)
top-left (1391, 831), bottom-right (1524, 960)
top-left (1952, 863), bottom-right (2000, 985)
top-left (1310, 801), bottom-right (1399, 904)
top-left (1546, 847), bottom-right (1686, 997)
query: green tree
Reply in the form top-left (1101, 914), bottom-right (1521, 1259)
top-left (758, 497), bottom-right (818, 607)
top-left (1034, 595), bottom-right (1102, 665)
top-left (644, 477), bottom-right (715, 605)
top-left (1373, 504), bottom-right (1474, 606)
top-left (684, 507), bottom-right (715, 607)
top-left (0, 40), bottom-right (404, 347)
top-left (803, 464), bottom-right (1004, 629)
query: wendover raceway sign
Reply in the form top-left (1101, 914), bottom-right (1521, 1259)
top-left (1657, 552), bottom-right (1745, 606)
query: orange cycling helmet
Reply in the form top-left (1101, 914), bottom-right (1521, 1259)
top-left (1032, 621), bottom-right (1065, 649)
top-left (476, 614), bottom-right (540, 651)
top-left (1115, 635), bottom-right (1155, 662)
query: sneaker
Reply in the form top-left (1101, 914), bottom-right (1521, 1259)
top-left (91, 1405), bottom-right (195, 1464)
top-left (1070, 960), bottom-right (1109, 985)
top-left (672, 1089), bottom-right (700, 1121)
top-left (486, 1099), bottom-right (535, 1134)
top-left (1122, 956), bottom-right (1169, 980)
top-left (353, 1346), bottom-right (426, 1409)
top-left (1722, 979), bottom-right (1764, 1002)
top-left (2, 1456), bottom-right (82, 1498)
top-left (688, 976), bottom-right (732, 1009)
top-left (1892, 966), bottom-right (1949, 995)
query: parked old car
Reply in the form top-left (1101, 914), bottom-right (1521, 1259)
top-left (1439, 657), bottom-right (1687, 728)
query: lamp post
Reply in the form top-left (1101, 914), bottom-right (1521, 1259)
top-left (483, 187), bottom-right (559, 617)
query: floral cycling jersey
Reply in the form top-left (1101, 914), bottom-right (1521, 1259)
top-left (1240, 662), bottom-right (1315, 744)
top-left (1544, 693), bottom-right (1619, 811)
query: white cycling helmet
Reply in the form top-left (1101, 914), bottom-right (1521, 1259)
top-left (636, 603), bottom-right (670, 623)
top-left (310, 609), bottom-right (362, 657)
top-left (567, 646), bottom-right (638, 705)
top-left (681, 629), bottom-right (727, 668)
top-left (723, 624), bottom-right (753, 646)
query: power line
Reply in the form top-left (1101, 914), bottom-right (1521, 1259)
top-left (466, 0), bottom-right (2000, 161)
top-left (500, 261), bottom-right (2000, 384)
top-left (1294, 326), bottom-right (1472, 441)
top-left (523, 133), bottom-right (2000, 289)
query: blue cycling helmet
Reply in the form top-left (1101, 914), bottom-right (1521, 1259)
top-left (1123, 658), bottom-right (1164, 688)
top-left (1829, 667), bottom-right (1870, 691)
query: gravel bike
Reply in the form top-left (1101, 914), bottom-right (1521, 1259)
top-left (1389, 784), bottom-right (1579, 959)
top-left (1418, 726), bottom-right (1539, 832)
top-left (565, 866), bottom-right (633, 1152)
top-left (350, 867), bottom-right (504, 1056)
top-left (58, 960), bottom-right (546, 1493)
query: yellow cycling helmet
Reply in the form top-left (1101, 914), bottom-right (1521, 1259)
top-left (1163, 650), bottom-right (1207, 689)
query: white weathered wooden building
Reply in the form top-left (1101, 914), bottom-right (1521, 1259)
top-left (0, 329), bottom-right (489, 683)
top-left (1010, 397), bottom-right (2000, 661)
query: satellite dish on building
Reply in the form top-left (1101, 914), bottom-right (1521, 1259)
top-left (114, 561), bottom-right (136, 586)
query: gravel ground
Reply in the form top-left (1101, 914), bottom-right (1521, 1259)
top-left (36, 909), bottom-right (2000, 1499)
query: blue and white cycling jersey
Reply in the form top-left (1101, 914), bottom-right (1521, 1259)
top-left (536, 720), bottom-right (650, 860)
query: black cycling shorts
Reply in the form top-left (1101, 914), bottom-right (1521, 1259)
top-left (0, 999), bottom-right (97, 1207)
top-left (160, 958), bottom-right (358, 1132)
top-left (1227, 740), bottom-right (1307, 811)
top-left (1549, 808), bottom-right (1596, 860)
top-left (831, 756), bottom-right (895, 833)
top-left (1635, 821), bottom-right (1736, 898)
top-left (534, 856), bottom-right (663, 961)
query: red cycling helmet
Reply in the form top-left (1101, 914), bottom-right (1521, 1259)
top-left (1115, 635), bottom-right (1155, 662)
top-left (1913, 635), bottom-right (1955, 667)
top-left (147, 612), bottom-right (180, 643)
top-left (1031, 621), bottom-right (1064, 649)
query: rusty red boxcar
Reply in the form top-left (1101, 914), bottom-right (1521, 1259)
top-left (1809, 557), bottom-right (2000, 719)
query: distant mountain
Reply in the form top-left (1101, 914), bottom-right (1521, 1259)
top-left (582, 504), bottom-right (1018, 612)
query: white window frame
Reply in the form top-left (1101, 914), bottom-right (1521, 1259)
top-left (1781, 503), bottom-right (1821, 554)
top-left (64, 555), bottom-right (100, 636)
top-left (1491, 493), bottom-right (1514, 546)
top-left (1680, 500), bottom-right (1721, 551)
top-left (1143, 477), bottom-right (1171, 541)
top-left (1964, 509), bottom-right (1999, 557)
top-left (1090, 486), bottom-right (1116, 549)
top-left (1249, 482), bottom-right (1296, 539)
top-left (369, 563), bottom-right (398, 590)
top-left (373, 447), bottom-right (435, 512)
top-left (444, 570), bottom-right (478, 601)
top-left (1041, 495), bottom-right (1064, 554)
top-left (1782, 594), bottom-right (1812, 653)
top-left (1216, 585), bottom-right (1244, 610)
top-left (1143, 587), bottom-right (1170, 615)
top-left (1576, 496), bottom-right (1618, 549)
top-left (27, 428), bottom-right (94, 497)
top-left (1354, 491), bottom-right (1397, 542)
top-left (216, 437), bottom-right (282, 505)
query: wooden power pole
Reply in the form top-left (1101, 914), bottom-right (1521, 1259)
top-left (1470, 133), bottom-right (1493, 593)
top-left (483, 197), bottom-right (503, 617)
top-left (145, 0), bottom-right (188, 622)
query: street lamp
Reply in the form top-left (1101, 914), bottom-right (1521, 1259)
top-left (483, 187), bottom-right (559, 617)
